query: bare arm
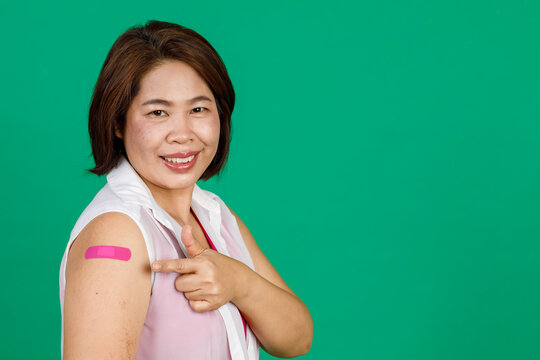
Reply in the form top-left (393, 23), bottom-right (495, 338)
top-left (63, 212), bottom-right (152, 360)
top-left (230, 209), bottom-right (313, 357)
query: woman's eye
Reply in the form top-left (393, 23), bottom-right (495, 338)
top-left (150, 110), bottom-right (166, 116)
top-left (191, 107), bottom-right (206, 114)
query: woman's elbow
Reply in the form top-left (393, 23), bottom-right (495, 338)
top-left (276, 337), bottom-right (313, 358)
top-left (295, 332), bottom-right (313, 357)
top-left (276, 323), bottom-right (313, 358)
top-left (291, 309), bottom-right (313, 356)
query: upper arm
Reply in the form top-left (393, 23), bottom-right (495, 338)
top-left (228, 208), bottom-right (296, 296)
top-left (63, 212), bottom-right (152, 360)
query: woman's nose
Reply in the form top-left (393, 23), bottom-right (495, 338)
top-left (166, 115), bottom-right (194, 144)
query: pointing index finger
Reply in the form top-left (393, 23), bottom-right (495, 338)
top-left (152, 258), bottom-right (196, 273)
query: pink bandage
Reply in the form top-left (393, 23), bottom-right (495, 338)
top-left (85, 246), bottom-right (132, 261)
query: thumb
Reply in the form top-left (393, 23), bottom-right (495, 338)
top-left (181, 225), bottom-right (205, 258)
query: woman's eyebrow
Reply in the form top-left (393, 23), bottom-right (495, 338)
top-left (141, 98), bottom-right (172, 106)
top-left (141, 96), bottom-right (212, 106)
top-left (188, 95), bottom-right (213, 104)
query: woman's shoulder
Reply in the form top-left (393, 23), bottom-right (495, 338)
top-left (61, 183), bottom-right (156, 289)
top-left (83, 183), bottom-right (143, 217)
top-left (65, 183), bottom-right (152, 272)
top-left (70, 184), bottom-right (145, 239)
top-left (69, 211), bottom-right (148, 258)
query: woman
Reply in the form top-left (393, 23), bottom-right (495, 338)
top-left (59, 20), bottom-right (313, 359)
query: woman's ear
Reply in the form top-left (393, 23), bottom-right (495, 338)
top-left (115, 126), bottom-right (123, 139)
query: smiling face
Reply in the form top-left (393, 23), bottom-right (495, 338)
top-left (117, 60), bottom-right (221, 195)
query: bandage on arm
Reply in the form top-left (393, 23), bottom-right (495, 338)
top-left (85, 245), bottom-right (132, 261)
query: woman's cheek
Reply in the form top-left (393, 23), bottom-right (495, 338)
top-left (134, 122), bottom-right (160, 148)
top-left (200, 116), bottom-right (220, 144)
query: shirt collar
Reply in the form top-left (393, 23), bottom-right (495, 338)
top-left (106, 156), bottom-right (220, 215)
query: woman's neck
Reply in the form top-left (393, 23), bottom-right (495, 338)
top-left (144, 180), bottom-right (194, 226)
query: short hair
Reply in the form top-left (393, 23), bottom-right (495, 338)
top-left (88, 20), bottom-right (235, 179)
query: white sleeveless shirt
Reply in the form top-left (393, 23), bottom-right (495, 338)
top-left (59, 157), bottom-right (259, 359)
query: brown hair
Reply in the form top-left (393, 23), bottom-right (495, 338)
top-left (88, 20), bottom-right (235, 179)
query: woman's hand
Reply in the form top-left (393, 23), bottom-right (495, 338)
top-left (151, 225), bottom-right (247, 312)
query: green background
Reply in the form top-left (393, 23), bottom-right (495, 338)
top-left (1, 1), bottom-right (539, 359)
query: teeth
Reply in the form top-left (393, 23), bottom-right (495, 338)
top-left (164, 155), bottom-right (195, 164)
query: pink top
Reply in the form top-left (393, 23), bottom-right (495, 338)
top-left (59, 157), bottom-right (259, 360)
top-left (191, 208), bottom-right (247, 338)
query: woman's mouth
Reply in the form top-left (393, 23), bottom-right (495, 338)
top-left (160, 152), bottom-right (199, 172)
top-left (163, 155), bottom-right (195, 164)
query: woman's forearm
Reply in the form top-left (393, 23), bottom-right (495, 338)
top-left (232, 263), bottom-right (313, 357)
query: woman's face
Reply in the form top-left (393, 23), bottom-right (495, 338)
top-left (118, 60), bottom-right (221, 194)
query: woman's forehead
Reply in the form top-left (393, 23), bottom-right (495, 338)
top-left (136, 61), bottom-right (213, 102)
